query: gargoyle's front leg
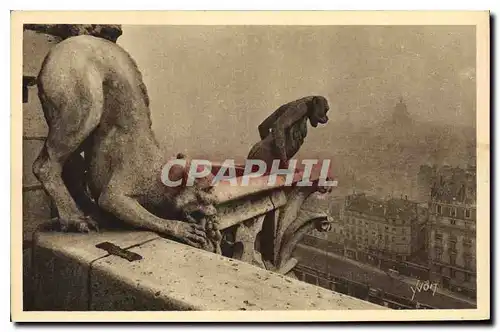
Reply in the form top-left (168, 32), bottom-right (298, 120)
top-left (98, 190), bottom-right (208, 249)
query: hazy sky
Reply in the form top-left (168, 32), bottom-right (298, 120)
top-left (118, 25), bottom-right (476, 160)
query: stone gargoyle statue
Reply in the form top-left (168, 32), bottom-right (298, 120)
top-left (248, 95), bottom-right (330, 169)
top-left (32, 29), bottom-right (335, 269)
top-left (33, 34), bottom-right (220, 251)
top-left (217, 95), bottom-right (334, 275)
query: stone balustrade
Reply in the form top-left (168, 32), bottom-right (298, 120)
top-left (205, 164), bottom-right (336, 275)
top-left (31, 229), bottom-right (386, 311)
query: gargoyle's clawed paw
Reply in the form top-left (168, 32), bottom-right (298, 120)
top-left (184, 214), bottom-right (198, 224)
top-left (58, 215), bottom-right (99, 233)
top-left (207, 229), bottom-right (222, 243)
top-left (201, 185), bottom-right (215, 194)
top-left (176, 222), bottom-right (208, 249)
top-left (198, 203), bottom-right (217, 216)
top-left (196, 191), bottom-right (217, 206)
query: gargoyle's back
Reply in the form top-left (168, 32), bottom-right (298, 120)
top-left (37, 34), bottom-right (150, 126)
top-left (39, 34), bottom-right (143, 84)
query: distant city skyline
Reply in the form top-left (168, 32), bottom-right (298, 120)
top-left (118, 25), bottom-right (476, 160)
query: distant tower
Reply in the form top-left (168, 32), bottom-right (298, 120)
top-left (392, 96), bottom-right (412, 126)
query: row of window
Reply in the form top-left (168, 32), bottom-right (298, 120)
top-left (435, 204), bottom-right (473, 219)
top-left (344, 220), bottom-right (409, 234)
top-left (436, 266), bottom-right (476, 281)
top-left (434, 233), bottom-right (474, 247)
top-left (345, 233), bottom-right (408, 243)
top-left (344, 216), bottom-right (408, 226)
top-left (434, 249), bottom-right (475, 269)
top-left (345, 226), bottom-right (408, 237)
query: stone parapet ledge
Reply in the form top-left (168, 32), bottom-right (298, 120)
top-left (23, 24), bottom-right (123, 42)
top-left (31, 230), bottom-right (386, 311)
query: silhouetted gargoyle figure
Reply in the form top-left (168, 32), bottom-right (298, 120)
top-left (33, 35), bottom-right (217, 251)
top-left (247, 96), bottom-right (330, 168)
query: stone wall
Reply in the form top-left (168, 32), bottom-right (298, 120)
top-left (22, 24), bottom-right (122, 310)
top-left (31, 230), bottom-right (385, 311)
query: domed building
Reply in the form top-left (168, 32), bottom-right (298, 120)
top-left (391, 97), bottom-right (414, 127)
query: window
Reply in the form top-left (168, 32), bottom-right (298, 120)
top-left (464, 254), bottom-right (474, 270)
top-left (464, 238), bottom-right (473, 251)
top-left (451, 207), bottom-right (457, 217)
top-left (465, 209), bottom-right (471, 219)
top-left (437, 205), bottom-right (442, 214)
top-left (435, 248), bottom-right (442, 260)
top-left (465, 273), bottom-right (471, 282)
top-left (402, 237), bottom-right (406, 241)
top-left (449, 235), bottom-right (457, 251)
top-left (450, 269), bottom-right (456, 278)
top-left (450, 219), bottom-right (456, 225)
top-left (450, 253), bottom-right (457, 265)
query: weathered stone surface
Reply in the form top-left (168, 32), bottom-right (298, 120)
top-left (32, 230), bottom-right (160, 310)
top-left (23, 190), bottom-right (53, 242)
top-left (217, 190), bottom-right (287, 229)
top-left (23, 246), bottom-right (33, 310)
top-left (23, 86), bottom-right (48, 137)
top-left (23, 139), bottom-right (44, 187)
top-left (213, 176), bottom-right (289, 203)
top-left (233, 215), bottom-right (266, 268)
top-left (23, 29), bottom-right (61, 77)
top-left (32, 245), bottom-right (90, 311)
top-left (301, 191), bottom-right (333, 213)
top-left (90, 237), bottom-right (386, 310)
top-left (35, 230), bottom-right (161, 267)
top-left (24, 24), bottom-right (123, 43)
top-left (22, 30), bottom-right (53, 137)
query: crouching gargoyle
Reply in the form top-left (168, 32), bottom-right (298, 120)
top-left (33, 35), bottom-right (219, 251)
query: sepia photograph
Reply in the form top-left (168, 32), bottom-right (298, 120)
top-left (10, 11), bottom-right (490, 322)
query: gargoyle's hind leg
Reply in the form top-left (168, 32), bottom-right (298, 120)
top-left (62, 150), bottom-right (101, 221)
top-left (33, 78), bottom-right (103, 232)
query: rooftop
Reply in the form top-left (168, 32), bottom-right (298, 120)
top-left (431, 166), bottom-right (476, 205)
top-left (345, 193), bottom-right (418, 222)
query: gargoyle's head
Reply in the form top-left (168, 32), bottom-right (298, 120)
top-left (309, 96), bottom-right (330, 128)
top-left (315, 218), bottom-right (333, 233)
top-left (167, 154), bottom-right (218, 221)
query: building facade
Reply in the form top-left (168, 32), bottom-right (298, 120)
top-left (342, 193), bottom-right (427, 265)
top-left (428, 166), bottom-right (476, 298)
